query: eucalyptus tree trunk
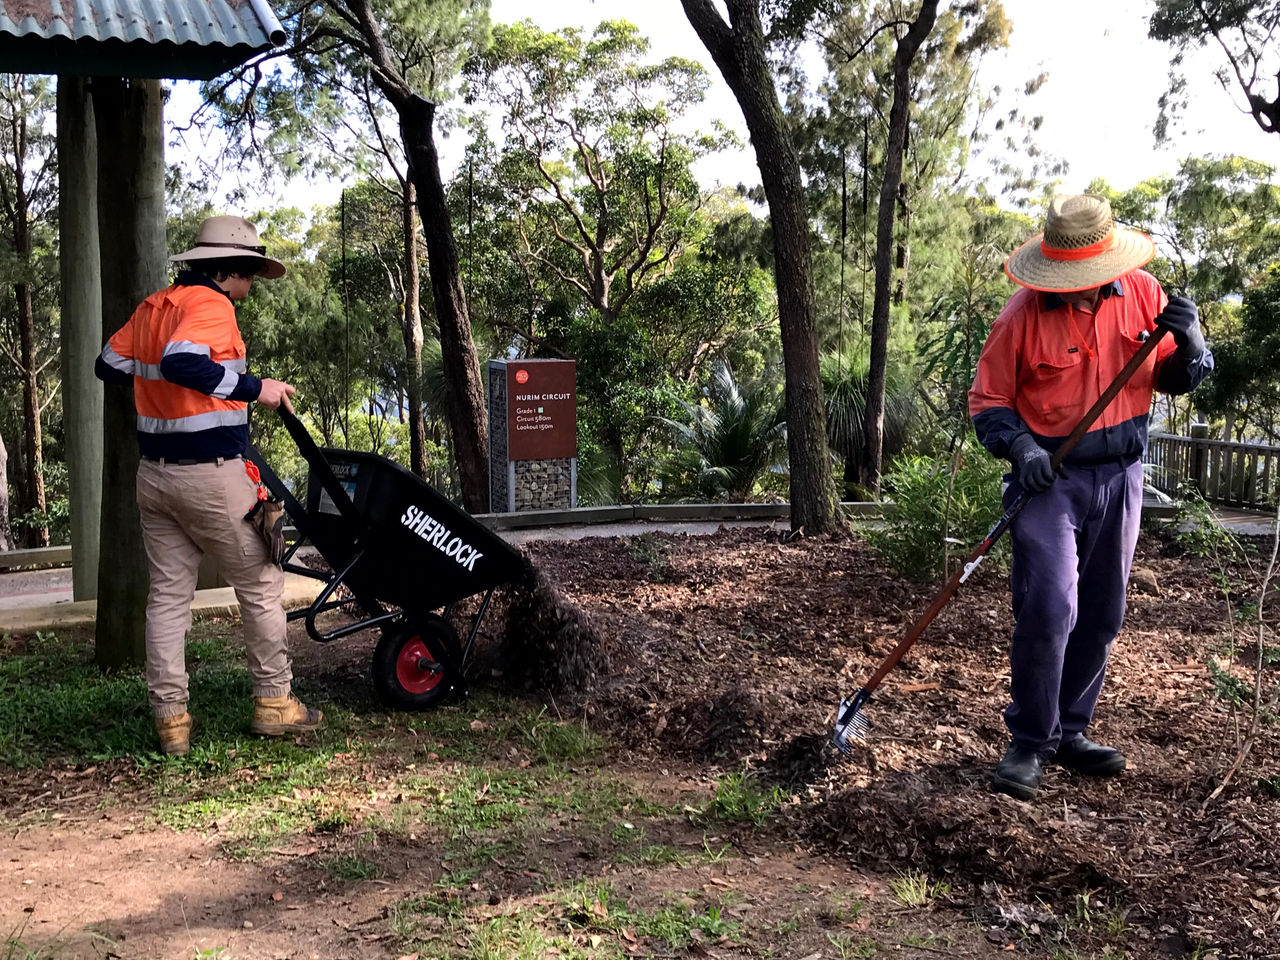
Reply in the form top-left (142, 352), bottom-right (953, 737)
top-left (398, 94), bottom-right (489, 512)
top-left (15, 280), bottom-right (46, 547)
top-left (0, 429), bottom-right (13, 551)
top-left (862, 0), bottom-right (939, 496)
top-left (893, 182), bottom-right (912, 306)
top-left (93, 77), bottom-right (166, 670)
top-left (58, 76), bottom-right (103, 598)
top-left (5, 97), bottom-right (48, 547)
top-left (681, 0), bottom-right (838, 534)
top-left (401, 181), bottom-right (429, 478)
top-left (335, 0), bottom-right (490, 512)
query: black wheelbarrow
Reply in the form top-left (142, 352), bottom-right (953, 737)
top-left (246, 409), bottom-right (532, 710)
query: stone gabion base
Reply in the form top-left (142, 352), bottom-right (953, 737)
top-left (514, 458), bottom-right (573, 511)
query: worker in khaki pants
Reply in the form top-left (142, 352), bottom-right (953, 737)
top-left (95, 215), bottom-right (323, 754)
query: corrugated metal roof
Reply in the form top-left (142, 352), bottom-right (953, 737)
top-left (0, 0), bottom-right (286, 79)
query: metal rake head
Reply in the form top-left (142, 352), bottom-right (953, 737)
top-left (832, 688), bottom-right (871, 754)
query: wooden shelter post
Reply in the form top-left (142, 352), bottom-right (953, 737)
top-left (56, 76), bottom-right (102, 601)
top-left (93, 77), bottom-right (166, 669)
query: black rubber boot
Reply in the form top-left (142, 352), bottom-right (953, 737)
top-left (1052, 735), bottom-right (1126, 777)
top-left (992, 742), bottom-right (1044, 801)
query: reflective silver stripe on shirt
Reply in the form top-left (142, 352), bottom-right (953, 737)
top-left (210, 366), bottom-right (241, 399)
top-left (137, 356), bottom-right (246, 382)
top-left (162, 340), bottom-right (211, 358)
top-left (101, 343), bottom-right (136, 375)
top-left (136, 408), bottom-right (249, 434)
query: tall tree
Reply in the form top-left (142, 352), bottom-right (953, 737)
top-left (203, 0), bottom-right (493, 511)
top-left (470, 19), bottom-right (725, 325)
top-left (0, 75), bottom-right (57, 547)
top-left (860, 0), bottom-right (938, 496)
top-left (681, 0), bottom-right (839, 535)
top-left (1151, 0), bottom-right (1280, 141)
top-left (0, 429), bottom-right (12, 551)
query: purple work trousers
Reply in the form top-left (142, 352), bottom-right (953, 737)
top-left (1003, 457), bottom-right (1144, 754)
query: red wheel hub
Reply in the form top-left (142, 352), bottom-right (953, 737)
top-left (395, 637), bottom-right (444, 694)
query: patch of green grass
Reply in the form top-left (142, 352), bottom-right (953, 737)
top-left (541, 773), bottom-right (668, 827)
top-left (2, 925), bottom-right (57, 960)
top-left (828, 892), bottom-right (864, 923)
top-left (698, 771), bottom-right (783, 827)
top-left (615, 843), bottom-right (688, 866)
top-left (320, 852), bottom-right (384, 881)
top-left (824, 936), bottom-right (875, 957)
top-left (826, 932), bottom-right (877, 958)
top-left (0, 629), bottom-right (344, 770)
top-left (518, 708), bottom-right (604, 764)
top-left (771, 916), bottom-right (800, 936)
top-left (552, 881), bottom-right (740, 950)
top-left (888, 870), bottom-right (950, 907)
top-left (1070, 891), bottom-right (1130, 936)
top-left (699, 835), bottom-right (735, 862)
top-left (419, 766), bottom-right (537, 839)
top-left (461, 915), bottom-right (595, 960)
top-left (900, 932), bottom-right (946, 948)
top-left (1, 919), bottom-right (117, 960)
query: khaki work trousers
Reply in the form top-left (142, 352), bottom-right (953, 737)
top-left (136, 457), bottom-right (292, 718)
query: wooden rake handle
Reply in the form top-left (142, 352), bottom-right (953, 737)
top-left (860, 324), bottom-right (1171, 694)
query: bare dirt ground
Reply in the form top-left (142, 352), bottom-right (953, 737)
top-left (1, 525), bottom-right (1276, 959)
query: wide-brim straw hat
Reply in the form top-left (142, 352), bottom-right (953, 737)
top-left (169, 215), bottom-right (286, 280)
top-left (1004, 194), bottom-right (1154, 293)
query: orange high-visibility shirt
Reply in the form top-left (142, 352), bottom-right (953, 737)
top-left (97, 279), bottom-right (261, 459)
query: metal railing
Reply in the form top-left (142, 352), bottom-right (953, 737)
top-left (1145, 431), bottom-right (1280, 509)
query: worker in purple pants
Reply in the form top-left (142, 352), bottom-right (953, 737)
top-left (1005, 459), bottom-right (1142, 755)
top-left (970, 195), bottom-right (1213, 801)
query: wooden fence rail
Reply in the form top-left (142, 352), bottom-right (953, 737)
top-left (1145, 433), bottom-right (1280, 510)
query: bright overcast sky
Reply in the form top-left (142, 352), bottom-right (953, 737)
top-left (172, 0), bottom-right (1278, 211)
top-left (480, 0), bottom-right (1276, 193)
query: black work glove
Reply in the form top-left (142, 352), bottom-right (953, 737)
top-left (1155, 296), bottom-right (1205, 356)
top-left (1010, 433), bottom-right (1056, 495)
top-left (245, 497), bottom-right (286, 565)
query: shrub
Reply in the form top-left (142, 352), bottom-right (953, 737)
top-left (866, 441), bottom-right (1006, 582)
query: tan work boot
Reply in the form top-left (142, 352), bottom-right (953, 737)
top-left (251, 693), bottom-right (324, 737)
top-left (155, 712), bottom-right (193, 756)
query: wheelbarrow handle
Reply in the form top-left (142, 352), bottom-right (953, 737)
top-left (275, 407), bottom-right (365, 536)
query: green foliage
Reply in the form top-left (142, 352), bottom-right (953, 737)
top-left (1172, 485), bottom-right (1243, 561)
top-left (658, 360), bottom-right (787, 502)
top-left (866, 442), bottom-right (1006, 582)
top-left (919, 245), bottom-right (1009, 428)
top-left (469, 19), bottom-right (730, 324)
top-left (320, 852), bottom-right (385, 882)
top-left (1195, 264), bottom-right (1280, 440)
top-left (545, 310), bottom-right (682, 503)
top-left (1150, 1), bottom-right (1279, 143)
top-left (821, 346), bottom-right (920, 499)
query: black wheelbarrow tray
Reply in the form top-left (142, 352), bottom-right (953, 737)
top-left (247, 409), bottom-right (532, 710)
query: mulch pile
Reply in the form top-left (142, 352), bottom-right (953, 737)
top-left (503, 524), bottom-right (1279, 957)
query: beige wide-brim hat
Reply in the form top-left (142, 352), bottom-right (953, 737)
top-left (169, 215), bottom-right (286, 280)
top-left (1004, 194), bottom-right (1155, 293)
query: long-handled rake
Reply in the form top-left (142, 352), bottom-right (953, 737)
top-left (833, 323), bottom-right (1172, 753)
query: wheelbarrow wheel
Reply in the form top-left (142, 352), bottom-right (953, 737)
top-left (371, 615), bottom-right (459, 710)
